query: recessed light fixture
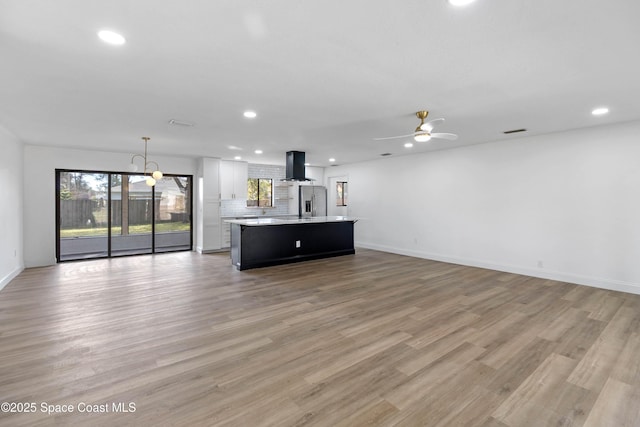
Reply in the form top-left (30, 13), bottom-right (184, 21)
top-left (254, 149), bottom-right (263, 154)
top-left (592, 107), bottom-right (609, 116)
top-left (329, 158), bottom-right (336, 162)
top-left (404, 142), bottom-right (414, 148)
top-left (243, 111), bottom-right (257, 119)
top-left (304, 162), bottom-right (310, 166)
top-left (448, 0), bottom-right (476, 6)
top-left (97, 30), bottom-right (126, 45)
top-left (234, 156), bottom-right (242, 160)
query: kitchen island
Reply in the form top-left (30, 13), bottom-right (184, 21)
top-left (226, 216), bottom-right (357, 270)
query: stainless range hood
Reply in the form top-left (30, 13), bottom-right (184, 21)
top-left (285, 151), bottom-right (310, 181)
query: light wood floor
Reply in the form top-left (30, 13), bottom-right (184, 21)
top-left (1, 249), bottom-right (639, 426)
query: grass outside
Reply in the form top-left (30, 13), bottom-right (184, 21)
top-left (60, 222), bottom-right (190, 238)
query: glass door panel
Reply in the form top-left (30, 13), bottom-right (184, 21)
top-left (58, 172), bottom-right (109, 261)
top-left (155, 176), bottom-right (192, 253)
top-left (111, 174), bottom-right (152, 256)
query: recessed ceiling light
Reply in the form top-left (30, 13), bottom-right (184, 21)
top-left (448, 0), bottom-right (476, 5)
top-left (592, 107), bottom-right (609, 116)
top-left (97, 30), bottom-right (126, 45)
top-left (304, 163), bottom-right (310, 166)
top-left (254, 149), bottom-right (263, 154)
top-left (329, 158), bottom-right (336, 162)
top-left (404, 142), bottom-right (414, 148)
top-left (244, 111), bottom-right (257, 119)
top-left (234, 156), bottom-right (242, 160)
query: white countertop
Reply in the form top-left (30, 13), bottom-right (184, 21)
top-left (225, 216), bottom-right (357, 226)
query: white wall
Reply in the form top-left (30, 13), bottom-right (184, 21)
top-left (0, 126), bottom-right (24, 291)
top-left (328, 120), bottom-right (640, 294)
top-left (23, 145), bottom-right (197, 267)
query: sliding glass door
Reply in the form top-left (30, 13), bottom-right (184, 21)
top-left (56, 170), bottom-right (192, 262)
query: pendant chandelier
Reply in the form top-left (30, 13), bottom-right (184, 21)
top-left (129, 136), bottom-right (163, 186)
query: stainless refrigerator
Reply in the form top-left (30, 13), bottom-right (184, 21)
top-left (299, 185), bottom-right (327, 218)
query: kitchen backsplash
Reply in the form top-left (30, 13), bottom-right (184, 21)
top-left (221, 163), bottom-right (291, 217)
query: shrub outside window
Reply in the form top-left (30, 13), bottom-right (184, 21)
top-left (247, 178), bottom-right (273, 207)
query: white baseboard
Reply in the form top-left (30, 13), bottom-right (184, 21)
top-left (0, 265), bottom-right (24, 292)
top-left (356, 241), bottom-right (640, 296)
top-left (196, 246), bottom-right (229, 254)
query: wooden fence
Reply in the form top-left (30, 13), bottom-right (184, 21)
top-left (60, 199), bottom-right (161, 228)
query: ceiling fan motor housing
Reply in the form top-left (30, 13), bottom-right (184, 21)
top-left (416, 111), bottom-right (429, 133)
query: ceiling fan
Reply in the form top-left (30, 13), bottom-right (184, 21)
top-left (374, 111), bottom-right (458, 143)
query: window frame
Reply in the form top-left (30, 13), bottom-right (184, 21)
top-left (246, 177), bottom-right (274, 208)
top-left (336, 181), bottom-right (348, 207)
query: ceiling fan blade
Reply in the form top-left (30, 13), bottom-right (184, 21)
top-left (430, 132), bottom-right (458, 140)
top-left (373, 133), bottom-right (416, 141)
top-left (419, 118), bottom-right (445, 132)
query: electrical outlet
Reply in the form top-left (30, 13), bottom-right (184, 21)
top-left (295, 240), bottom-right (301, 248)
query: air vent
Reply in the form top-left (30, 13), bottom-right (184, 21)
top-left (380, 153), bottom-right (392, 156)
top-left (168, 119), bottom-right (195, 127)
top-left (503, 128), bottom-right (527, 134)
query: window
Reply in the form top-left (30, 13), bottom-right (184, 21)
top-left (336, 181), bottom-right (348, 206)
top-left (247, 178), bottom-right (273, 207)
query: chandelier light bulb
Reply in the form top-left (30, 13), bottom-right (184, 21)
top-left (129, 136), bottom-right (162, 187)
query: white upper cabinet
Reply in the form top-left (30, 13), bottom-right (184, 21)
top-left (220, 160), bottom-right (248, 200)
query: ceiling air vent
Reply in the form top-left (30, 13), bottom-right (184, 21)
top-left (168, 119), bottom-right (195, 127)
top-left (503, 128), bottom-right (527, 134)
top-left (380, 153), bottom-right (392, 156)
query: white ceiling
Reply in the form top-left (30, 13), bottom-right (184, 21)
top-left (1, 0), bottom-right (639, 167)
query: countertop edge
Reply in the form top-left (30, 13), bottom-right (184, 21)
top-left (225, 216), bottom-right (358, 226)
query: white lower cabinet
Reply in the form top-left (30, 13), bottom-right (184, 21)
top-left (221, 220), bottom-right (231, 249)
